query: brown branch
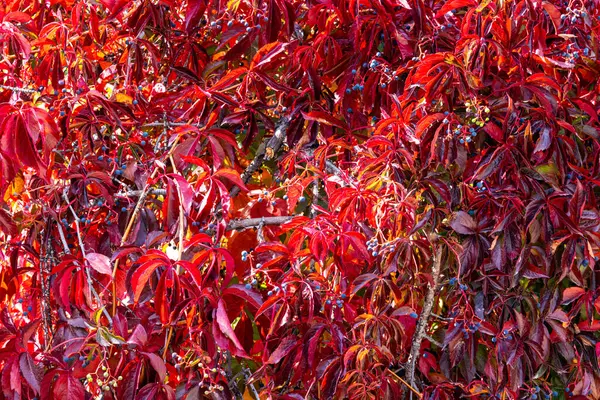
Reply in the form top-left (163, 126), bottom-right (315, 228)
top-left (227, 216), bottom-right (293, 231)
top-left (55, 215), bottom-right (71, 256)
top-left (325, 159), bottom-right (356, 188)
top-left (256, 217), bottom-right (266, 244)
top-left (62, 189), bottom-right (87, 258)
top-left (230, 116), bottom-right (290, 197)
top-left (225, 351), bottom-right (243, 399)
top-left (424, 334), bottom-right (443, 348)
top-left (0, 84), bottom-right (36, 93)
top-left (140, 121), bottom-right (204, 129)
top-left (310, 178), bottom-right (319, 218)
top-left (39, 223), bottom-right (54, 349)
top-left (405, 245), bottom-right (443, 396)
top-left (242, 366), bottom-right (260, 400)
top-left (115, 188), bottom-right (167, 197)
top-left (61, 190), bottom-right (113, 325)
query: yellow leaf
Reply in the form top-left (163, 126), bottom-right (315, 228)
top-left (4, 174), bottom-right (25, 202)
top-left (227, 0), bottom-right (242, 12)
top-left (92, 307), bottom-right (105, 326)
top-left (366, 178), bottom-right (382, 191)
top-left (476, 0), bottom-right (492, 12)
top-left (115, 93), bottom-right (133, 104)
top-left (243, 389), bottom-right (256, 400)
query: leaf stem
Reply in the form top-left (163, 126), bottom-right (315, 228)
top-left (387, 368), bottom-right (422, 399)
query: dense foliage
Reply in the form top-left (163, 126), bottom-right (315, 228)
top-left (0, 0), bottom-right (599, 399)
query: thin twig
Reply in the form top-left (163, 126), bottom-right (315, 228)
top-left (55, 216), bottom-right (71, 255)
top-left (325, 159), bottom-right (356, 187)
top-left (310, 178), bottom-right (319, 218)
top-left (62, 189), bottom-right (87, 257)
top-left (242, 367), bottom-right (260, 400)
top-left (431, 312), bottom-right (453, 321)
top-left (225, 351), bottom-right (243, 399)
top-left (388, 368), bottom-right (422, 399)
top-left (424, 334), bottom-right (443, 348)
top-left (61, 190), bottom-right (113, 325)
top-left (405, 246), bottom-right (443, 395)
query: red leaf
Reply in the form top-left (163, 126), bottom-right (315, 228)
top-left (434, 0), bottom-right (477, 18)
top-left (213, 168), bottom-right (248, 192)
top-left (131, 251), bottom-right (170, 303)
top-left (98, 0), bottom-right (130, 19)
top-left (562, 287), bottom-right (586, 305)
top-left (302, 111), bottom-right (346, 129)
top-left (19, 353), bottom-right (42, 394)
top-left (415, 113), bottom-right (445, 138)
top-left (86, 253), bottom-right (112, 275)
top-left (449, 211), bottom-right (477, 235)
top-left (127, 324), bottom-right (148, 347)
top-left (142, 352), bottom-right (167, 382)
top-left (223, 284), bottom-right (263, 309)
top-left (351, 273), bottom-right (378, 295)
top-left (53, 372), bottom-right (85, 400)
top-left (250, 41), bottom-right (289, 70)
top-left (484, 122), bottom-right (504, 142)
top-left (184, 0), bottom-right (207, 32)
top-left (215, 299), bottom-right (249, 358)
top-left (267, 335), bottom-right (297, 364)
top-left (577, 320), bottom-right (600, 332)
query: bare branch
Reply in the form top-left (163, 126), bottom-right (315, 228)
top-left (325, 159), bottom-right (356, 187)
top-left (55, 216), bottom-right (71, 255)
top-left (310, 178), bottom-right (319, 218)
top-left (227, 216), bottom-right (293, 231)
top-left (242, 367), bottom-right (260, 400)
top-left (424, 334), bottom-right (443, 348)
top-left (230, 116), bottom-right (290, 197)
top-left (61, 189), bottom-right (113, 325)
top-left (62, 189), bottom-right (87, 258)
top-left (405, 246), bottom-right (443, 395)
top-left (115, 188), bottom-right (167, 197)
top-left (140, 121), bottom-right (204, 129)
top-left (0, 84), bottom-right (36, 94)
top-left (256, 217), bottom-right (266, 243)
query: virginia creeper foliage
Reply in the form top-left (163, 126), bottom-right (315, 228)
top-left (0, 0), bottom-right (599, 399)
